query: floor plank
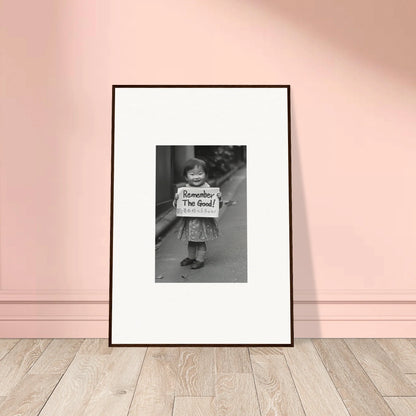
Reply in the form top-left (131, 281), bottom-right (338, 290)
top-left (173, 397), bottom-right (216, 416)
top-left (129, 347), bottom-right (178, 416)
top-left (283, 339), bottom-right (350, 416)
top-left (215, 347), bottom-right (251, 373)
top-left (249, 347), bottom-right (283, 356)
top-left (38, 353), bottom-right (108, 416)
top-left (251, 353), bottom-right (305, 416)
top-left (345, 339), bottom-right (416, 396)
top-left (384, 397), bottom-right (416, 416)
top-left (377, 339), bottom-right (416, 374)
top-left (0, 374), bottom-right (61, 416)
top-left (29, 339), bottom-right (83, 375)
top-left (215, 373), bottom-right (261, 416)
top-left (78, 338), bottom-right (112, 355)
top-left (0, 339), bottom-right (19, 361)
top-left (0, 339), bottom-right (51, 396)
top-left (176, 347), bottom-right (215, 396)
top-left (406, 374), bottom-right (416, 386)
top-left (408, 339), bottom-right (416, 350)
top-left (82, 347), bottom-right (146, 416)
top-left (313, 339), bottom-right (394, 416)
top-left (0, 338), bottom-right (415, 415)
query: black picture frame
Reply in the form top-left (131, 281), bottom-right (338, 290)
top-left (109, 85), bottom-right (293, 347)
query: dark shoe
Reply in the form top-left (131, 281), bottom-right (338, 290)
top-left (180, 257), bottom-right (195, 266)
top-left (191, 260), bottom-right (204, 269)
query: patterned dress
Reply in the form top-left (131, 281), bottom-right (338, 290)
top-left (177, 183), bottom-right (220, 242)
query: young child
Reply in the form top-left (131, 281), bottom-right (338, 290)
top-left (173, 158), bottom-right (222, 269)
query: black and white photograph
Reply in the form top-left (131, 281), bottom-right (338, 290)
top-left (110, 85), bottom-right (292, 345)
top-left (155, 145), bottom-right (247, 283)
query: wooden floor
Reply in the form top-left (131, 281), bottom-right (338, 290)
top-left (0, 339), bottom-right (415, 415)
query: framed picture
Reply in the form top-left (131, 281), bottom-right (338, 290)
top-left (110, 85), bottom-right (293, 346)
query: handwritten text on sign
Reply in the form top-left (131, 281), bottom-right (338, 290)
top-left (176, 187), bottom-right (220, 218)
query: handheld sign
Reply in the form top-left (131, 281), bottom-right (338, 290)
top-left (176, 187), bottom-right (220, 218)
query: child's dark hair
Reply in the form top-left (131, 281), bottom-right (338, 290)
top-left (183, 158), bottom-right (209, 177)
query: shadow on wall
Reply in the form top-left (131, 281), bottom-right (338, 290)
top-left (291, 105), bottom-right (321, 337)
top-left (250, 0), bottom-right (416, 337)
top-left (255, 0), bottom-right (416, 84)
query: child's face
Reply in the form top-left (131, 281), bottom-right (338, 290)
top-left (185, 165), bottom-right (206, 187)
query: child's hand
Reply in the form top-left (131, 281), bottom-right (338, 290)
top-left (217, 192), bottom-right (223, 209)
top-left (173, 193), bottom-right (179, 208)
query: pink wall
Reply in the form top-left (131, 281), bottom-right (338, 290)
top-left (1, 0), bottom-right (415, 337)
